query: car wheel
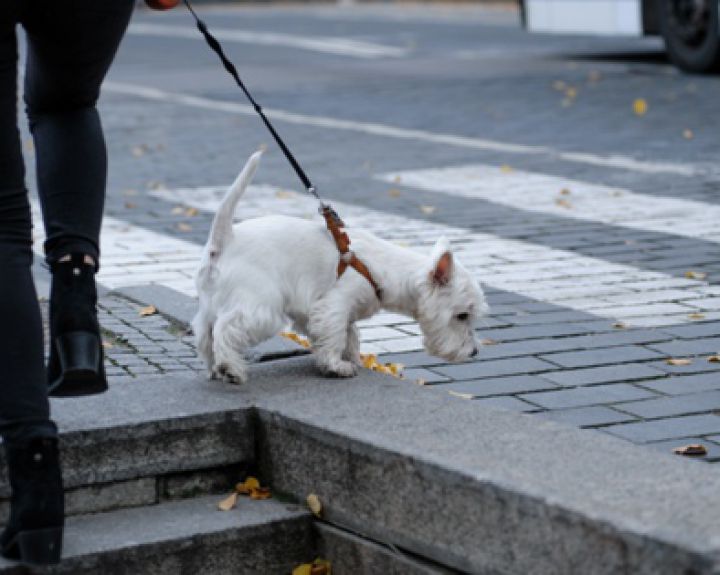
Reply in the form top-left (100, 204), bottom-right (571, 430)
top-left (661, 0), bottom-right (720, 73)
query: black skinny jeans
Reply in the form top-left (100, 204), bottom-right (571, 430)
top-left (0, 1), bottom-right (133, 444)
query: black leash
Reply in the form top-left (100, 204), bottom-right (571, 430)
top-left (182, 0), bottom-right (324, 205)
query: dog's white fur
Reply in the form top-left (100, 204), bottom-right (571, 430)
top-left (193, 151), bottom-right (488, 383)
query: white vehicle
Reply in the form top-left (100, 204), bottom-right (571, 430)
top-left (521, 0), bottom-right (720, 73)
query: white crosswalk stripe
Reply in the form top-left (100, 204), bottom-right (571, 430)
top-left (146, 182), bottom-right (720, 330)
top-left (127, 23), bottom-right (409, 59)
top-left (377, 163), bottom-right (720, 244)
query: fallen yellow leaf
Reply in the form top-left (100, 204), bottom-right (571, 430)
top-left (612, 322), bottom-right (627, 329)
top-left (307, 494), bottom-right (322, 518)
top-left (171, 206), bottom-right (185, 215)
top-left (633, 98), bottom-right (648, 116)
top-left (185, 207), bottom-right (199, 217)
top-left (281, 331), bottom-right (312, 349)
top-left (688, 312), bottom-right (706, 320)
top-left (685, 270), bottom-right (708, 280)
top-left (666, 358), bottom-right (692, 366)
top-left (249, 487), bottom-right (272, 500)
top-left (218, 492), bottom-right (238, 511)
top-left (708, 355), bottom-right (720, 363)
top-left (236, 477), bottom-right (260, 494)
top-left (559, 188), bottom-right (571, 195)
top-left (500, 164), bottom-right (513, 173)
top-left (565, 87), bottom-right (577, 99)
top-left (555, 198), bottom-right (572, 209)
top-left (139, 305), bottom-right (157, 317)
top-left (419, 205), bottom-right (436, 215)
top-left (293, 565), bottom-right (312, 575)
top-left (673, 444), bottom-right (707, 456)
top-left (387, 188), bottom-right (402, 198)
top-left (293, 559), bottom-right (331, 575)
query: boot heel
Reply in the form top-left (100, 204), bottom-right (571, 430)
top-left (50, 331), bottom-right (108, 397)
top-left (16, 527), bottom-right (63, 565)
top-left (56, 330), bottom-right (100, 375)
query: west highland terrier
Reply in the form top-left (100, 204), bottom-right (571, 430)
top-left (193, 151), bottom-right (487, 384)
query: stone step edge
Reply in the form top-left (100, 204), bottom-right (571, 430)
top-left (0, 494), bottom-right (313, 574)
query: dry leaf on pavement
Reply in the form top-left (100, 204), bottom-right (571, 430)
top-left (185, 207), bottom-right (199, 217)
top-left (673, 444), bottom-right (707, 456)
top-left (612, 322), bottom-right (627, 329)
top-left (387, 188), bottom-right (402, 198)
top-left (139, 305), bottom-right (157, 317)
top-left (500, 164), bottom-right (513, 173)
top-left (293, 559), bottom-right (331, 575)
top-left (688, 313), bottom-right (706, 320)
top-left (217, 492), bottom-right (238, 511)
top-left (236, 477), bottom-right (260, 494)
top-left (685, 270), bottom-right (708, 280)
top-left (665, 358), bottom-right (692, 366)
top-left (420, 205), bottom-right (436, 215)
top-left (555, 198), bottom-right (572, 209)
top-left (306, 494), bottom-right (322, 518)
top-left (633, 98), bottom-right (648, 116)
top-left (708, 355), bottom-right (720, 363)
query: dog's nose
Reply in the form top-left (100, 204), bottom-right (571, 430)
top-left (470, 347), bottom-right (479, 357)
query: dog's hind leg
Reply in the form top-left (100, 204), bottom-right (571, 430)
top-left (211, 309), bottom-right (252, 384)
top-left (192, 312), bottom-right (215, 378)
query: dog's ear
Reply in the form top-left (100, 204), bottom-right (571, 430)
top-left (430, 237), bottom-right (453, 286)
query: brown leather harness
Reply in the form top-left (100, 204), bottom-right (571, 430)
top-left (320, 205), bottom-right (382, 300)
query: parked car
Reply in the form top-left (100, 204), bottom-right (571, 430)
top-left (520, 0), bottom-right (720, 73)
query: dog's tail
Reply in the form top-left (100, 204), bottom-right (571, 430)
top-left (208, 149), bottom-right (263, 258)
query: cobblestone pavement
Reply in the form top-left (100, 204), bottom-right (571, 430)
top-left (25, 3), bottom-right (720, 462)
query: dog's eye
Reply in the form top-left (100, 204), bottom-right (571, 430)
top-left (456, 312), bottom-right (469, 321)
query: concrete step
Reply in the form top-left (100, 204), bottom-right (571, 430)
top-left (0, 495), bottom-right (313, 574)
top-left (1, 372), bottom-right (255, 521)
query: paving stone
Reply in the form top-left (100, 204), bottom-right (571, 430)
top-left (440, 375), bottom-right (558, 398)
top-left (604, 414), bottom-right (720, 443)
top-left (644, 437), bottom-right (720, 462)
top-left (646, 359), bottom-right (720, 375)
top-left (401, 368), bottom-right (450, 384)
top-left (379, 351), bottom-right (446, 367)
top-left (540, 346), bottom-right (665, 368)
top-left (477, 322), bottom-right (616, 342)
top-left (640, 373), bottom-right (720, 396)
top-left (498, 310), bottom-right (596, 326)
top-left (434, 357), bottom-right (556, 380)
top-left (539, 363), bottom-right (667, 387)
top-left (471, 396), bottom-right (537, 412)
top-left (647, 338), bottom-right (720, 357)
top-left (537, 406), bottom-right (637, 428)
top-left (659, 322), bottom-right (720, 339)
top-left (521, 384), bottom-right (656, 410)
top-left (616, 390), bottom-right (720, 419)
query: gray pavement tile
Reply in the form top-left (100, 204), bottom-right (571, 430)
top-left (472, 338), bottom-right (584, 360)
top-left (520, 384), bottom-right (657, 410)
top-left (616, 390), bottom-right (720, 419)
top-left (638, 373), bottom-right (720, 396)
top-left (540, 346), bottom-right (665, 368)
top-left (498, 310), bottom-right (596, 326)
top-left (401, 368), bottom-right (450, 384)
top-left (471, 396), bottom-right (537, 413)
top-left (439, 375), bottom-right (558, 398)
top-left (646, 359), bottom-right (720, 375)
top-left (603, 414), bottom-right (720, 443)
top-left (539, 363), bottom-right (666, 387)
top-left (647, 338), bottom-right (720, 357)
top-left (379, 351), bottom-right (445, 367)
top-left (537, 406), bottom-right (637, 428)
top-left (645, 437), bottom-right (720, 461)
top-left (476, 322), bottom-right (617, 342)
top-left (434, 357), bottom-right (556, 380)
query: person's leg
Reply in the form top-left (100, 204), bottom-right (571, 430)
top-left (23, 0), bottom-right (134, 267)
top-left (22, 0), bottom-right (134, 396)
top-left (0, 17), bottom-right (63, 566)
top-left (0, 18), bottom-right (56, 445)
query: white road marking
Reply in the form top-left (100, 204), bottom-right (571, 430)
top-left (377, 164), bottom-right (720, 244)
top-left (147, 183), bottom-right (720, 331)
top-left (102, 81), bottom-right (709, 178)
top-left (127, 22), bottom-right (409, 59)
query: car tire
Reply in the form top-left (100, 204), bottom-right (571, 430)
top-left (661, 0), bottom-right (720, 73)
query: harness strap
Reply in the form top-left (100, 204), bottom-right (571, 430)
top-left (320, 206), bottom-right (383, 300)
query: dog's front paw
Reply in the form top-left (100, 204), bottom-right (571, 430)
top-left (322, 359), bottom-right (358, 378)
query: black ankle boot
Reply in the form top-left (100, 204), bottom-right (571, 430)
top-left (47, 253), bottom-right (107, 397)
top-left (1, 437), bottom-right (64, 565)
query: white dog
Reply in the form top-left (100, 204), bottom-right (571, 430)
top-left (193, 151), bottom-right (487, 384)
